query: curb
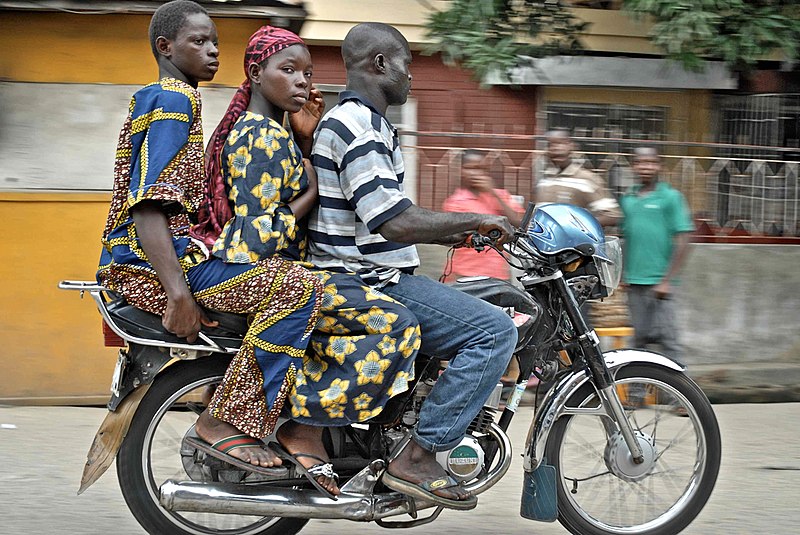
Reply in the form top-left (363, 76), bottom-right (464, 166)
top-left (689, 363), bottom-right (800, 404)
top-left (515, 362), bottom-right (800, 406)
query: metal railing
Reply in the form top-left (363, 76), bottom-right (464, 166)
top-left (399, 132), bottom-right (800, 238)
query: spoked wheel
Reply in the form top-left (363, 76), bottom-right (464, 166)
top-left (544, 365), bottom-right (721, 535)
top-left (116, 357), bottom-right (308, 535)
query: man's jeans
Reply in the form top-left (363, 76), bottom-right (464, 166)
top-left (382, 274), bottom-right (517, 452)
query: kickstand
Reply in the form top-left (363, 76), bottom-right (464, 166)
top-left (375, 506), bottom-right (444, 528)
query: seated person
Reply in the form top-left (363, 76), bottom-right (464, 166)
top-left (192, 25), bottom-right (420, 496)
top-left (308, 22), bottom-right (518, 510)
top-left (98, 0), bottom-right (321, 489)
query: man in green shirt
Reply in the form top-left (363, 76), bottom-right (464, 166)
top-left (621, 147), bottom-right (694, 361)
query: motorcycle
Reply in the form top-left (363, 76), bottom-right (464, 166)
top-left (61, 202), bottom-right (720, 535)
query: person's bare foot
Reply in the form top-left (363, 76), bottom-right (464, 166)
top-left (194, 409), bottom-right (282, 468)
top-left (276, 421), bottom-right (340, 495)
top-left (386, 439), bottom-right (473, 502)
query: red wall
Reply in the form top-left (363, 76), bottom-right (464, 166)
top-left (308, 46), bottom-right (538, 209)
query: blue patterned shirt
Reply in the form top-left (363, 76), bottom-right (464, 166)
top-left (212, 112), bottom-right (308, 263)
top-left (97, 78), bottom-right (207, 312)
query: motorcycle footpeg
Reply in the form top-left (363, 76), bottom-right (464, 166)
top-left (520, 462), bottom-right (557, 522)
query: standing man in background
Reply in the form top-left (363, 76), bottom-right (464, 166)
top-left (621, 147), bottom-right (694, 362)
top-left (536, 129), bottom-right (621, 227)
top-left (536, 128), bottom-right (621, 328)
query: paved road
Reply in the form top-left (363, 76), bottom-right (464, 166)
top-left (1, 403), bottom-right (798, 534)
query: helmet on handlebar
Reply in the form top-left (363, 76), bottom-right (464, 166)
top-left (522, 203), bottom-right (621, 297)
top-left (524, 203), bottom-right (604, 255)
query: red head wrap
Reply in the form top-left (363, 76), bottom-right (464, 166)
top-left (191, 25), bottom-right (305, 247)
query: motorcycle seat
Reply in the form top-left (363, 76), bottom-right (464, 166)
top-left (105, 295), bottom-right (248, 349)
top-left (447, 276), bottom-right (542, 351)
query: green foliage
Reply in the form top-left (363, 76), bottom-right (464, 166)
top-left (423, 0), bottom-right (800, 81)
top-left (623, 0), bottom-right (800, 71)
top-left (423, 0), bottom-right (589, 82)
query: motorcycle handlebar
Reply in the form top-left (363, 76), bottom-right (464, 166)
top-left (469, 232), bottom-right (499, 250)
top-left (487, 229), bottom-right (502, 241)
top-left (468, 228), bottom-right (526, 251)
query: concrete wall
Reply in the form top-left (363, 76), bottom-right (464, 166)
top-left (415, 242), bottom-right (800, 367)
top-left (679, 244), bottom-right (800, 365)
top-left (0, 82), bottom-right (236, 190)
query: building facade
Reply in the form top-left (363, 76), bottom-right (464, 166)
top-left (1, 0), bottom-right (796, 402)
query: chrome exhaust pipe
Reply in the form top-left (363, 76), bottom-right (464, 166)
top-left (161, 422), bottom-right (512, 519)
top-left (160, 482), bottom-right (413, 520)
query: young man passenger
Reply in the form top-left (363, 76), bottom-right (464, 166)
top-left (309, 22), bottom-right (518, 510)
top-left (98, 0), bottom-right (324, 477)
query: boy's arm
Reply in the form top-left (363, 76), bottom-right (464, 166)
top-left (654, 191), bottom-right (695, 298)
top-left (131, 202), bottom-right (216, 341)
top-left (653, 232), bottom-right (691, 299)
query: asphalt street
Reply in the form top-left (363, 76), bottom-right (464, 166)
top-left (1, 403), bottom-right (798, 535)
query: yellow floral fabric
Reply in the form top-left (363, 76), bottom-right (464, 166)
top-left (290, 271), bottom-right (420, 424)
top-left (213, 112), bottom-right (420, 426)
top-left (213, 112), bottom-right (307, 263)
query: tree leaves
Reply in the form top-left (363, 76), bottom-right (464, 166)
top-left (423, 0), bottom-right (800, 82)
top-left (624, 0), bottom-right (800, 71)
top-left (423, 0), bottom-right (589, 82)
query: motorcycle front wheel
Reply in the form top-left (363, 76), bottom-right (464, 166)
top-left (544, 364), bottom-right (721, 535)
top-left (116, 357), bottom-right (309, 535)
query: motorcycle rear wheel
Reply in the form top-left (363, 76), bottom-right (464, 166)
top-left (117, 357), bottom-right (309, 535)
top-left (544, 364), bottom-right (721, 535)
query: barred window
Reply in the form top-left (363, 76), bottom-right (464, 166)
top-left (545, 102), bottom-right (669, 143)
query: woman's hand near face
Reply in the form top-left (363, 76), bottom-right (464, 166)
top-left (289, 86), bottom-right (325, 150)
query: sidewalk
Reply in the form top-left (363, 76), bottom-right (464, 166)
top-left (2, 403), bottom-right (798, 535)
top-left (688, 362), bottom-right (800, 404)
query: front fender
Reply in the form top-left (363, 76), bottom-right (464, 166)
top-left (522, 349), bottom-right (685, 472)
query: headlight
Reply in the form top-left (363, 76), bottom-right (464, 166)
top-left (594, 237), bottom-right (622, 296)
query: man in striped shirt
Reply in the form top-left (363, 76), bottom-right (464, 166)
top-left (536, 129), bottom-right (621, 227)
top-left (309, 22), bottom-right (517, 510)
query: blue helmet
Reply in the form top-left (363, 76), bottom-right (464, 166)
top-left (525, 203), bottom-right (605, 256)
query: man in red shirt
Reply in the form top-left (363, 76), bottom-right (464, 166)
top-left (442, 150), bottom-right (525, 282)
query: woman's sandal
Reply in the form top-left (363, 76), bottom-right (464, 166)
top-left (270, 442), bottom-right (339, 500)
top-left (183, 432), bottom-right (288, 477)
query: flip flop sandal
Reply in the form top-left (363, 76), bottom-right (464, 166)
top-left (270, 442), bottom-right (339, 500)
top-left (183, 434), bottom-right (289, 477)
top-left (382, 472), bottom-right (478, 511)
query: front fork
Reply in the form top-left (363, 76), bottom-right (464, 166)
top-left (551, 273), bottom-right (645, 464)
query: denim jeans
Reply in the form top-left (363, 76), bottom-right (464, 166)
top-left (382, 274), bottom-right (517, 452)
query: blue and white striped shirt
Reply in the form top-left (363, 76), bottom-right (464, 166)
top-left (308, 91), bottom-right (419, 285)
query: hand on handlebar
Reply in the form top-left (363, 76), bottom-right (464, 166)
top-left (476, 216), bottom-right (514, 245)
